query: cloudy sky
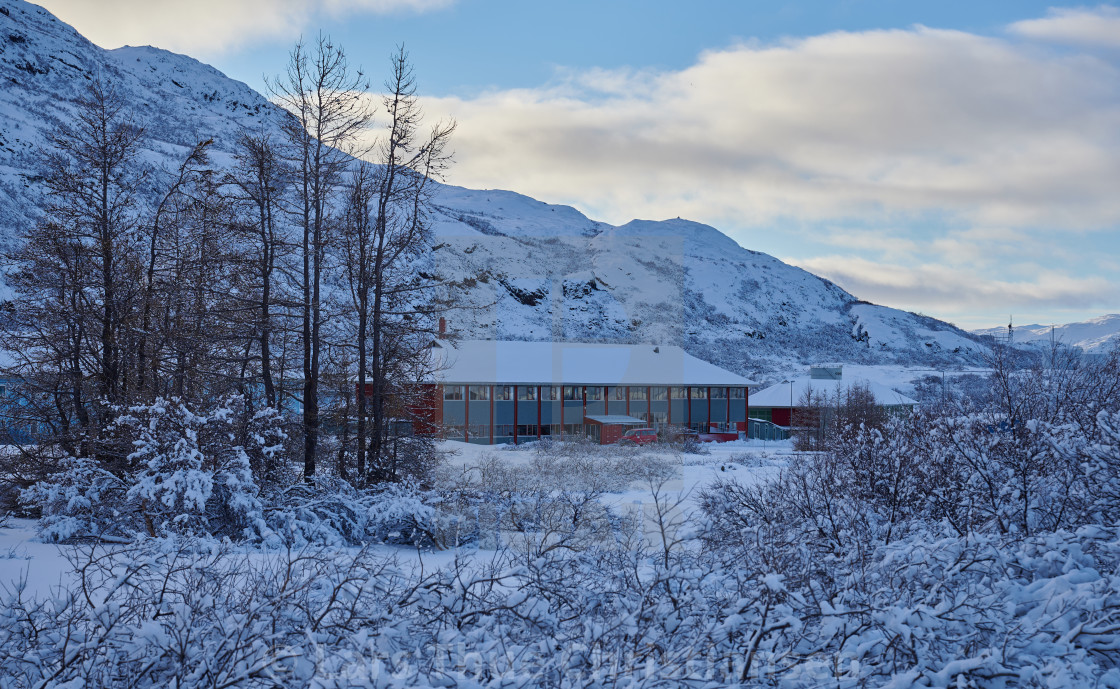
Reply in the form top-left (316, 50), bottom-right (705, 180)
top-left (38, 0), bottom-right (1120, 330)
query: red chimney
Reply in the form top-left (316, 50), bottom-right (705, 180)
top-left (438, 317), bottom-right (447, 338)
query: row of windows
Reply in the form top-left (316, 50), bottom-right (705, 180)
top-left (443, 423), bottom-right (591, 440)
top-left (448, 418), bottom-right (745, 441)
top-left (445, 385), bottom-right (748, 401)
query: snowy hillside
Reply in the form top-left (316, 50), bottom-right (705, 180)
top-left (422, 200), bottom-right (988, 377)
top-left (0, 0), bottom-right (286, 249)
top-left (972, 314), bottom-right (1120, 354)
top-left (0, 0), bottom-right (990, 378)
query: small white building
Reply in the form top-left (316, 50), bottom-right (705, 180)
top-left (749, 365), bottom-right (917, 428)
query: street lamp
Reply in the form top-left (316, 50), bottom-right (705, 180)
top-left (781, 380), bottom-right (793, 433)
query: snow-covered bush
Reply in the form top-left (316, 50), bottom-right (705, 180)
top-left (21, 456), bottom-right (131, 541)
top-left (261, 477), bottom-right (437, 547)
top-left (23, 396), bottom-right (285, 541)
top-left (22, 395), bottom-right (447, 546)
top-left (431, 443), bottom-right (673, 553)
top-left (5, 518), bottom-right (1120, 687)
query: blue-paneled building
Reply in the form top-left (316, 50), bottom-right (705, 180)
top-left (425, 340), bottom-right (757, 444)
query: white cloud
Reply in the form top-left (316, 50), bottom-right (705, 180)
top-left (793, 255), bottom-right (1120, 323)
top-left (36, 0), bottom-right (453, 56)
top-left (1008, 6), bottom-right (1120, 47)
top-left (426, 26), bottom-right (1120, 233)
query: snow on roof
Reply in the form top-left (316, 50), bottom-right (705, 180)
top-left (750, 375), bottom-right (918, 408)
top-left (584, 415), bottom-right (647, 425)
top-left (429, 340), bottom-right (757, 387)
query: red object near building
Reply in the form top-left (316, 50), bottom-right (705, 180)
top-left (698, 432), bottom-right (739, 443)
top-left (355, 382), bottom-right (443, 437)
top-left (618, 427), bottom-right (658, 445)
top-left (406, 384), bottom-right (443, 436)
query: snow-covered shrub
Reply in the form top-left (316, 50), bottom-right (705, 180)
top-left (21, 456), bottom-right (131, 541)
top-left (708, 347), bottom-right (1120, 557)
top-left (119, 398), bottom-right (217, 536)
top-left (118, 396), bottom-right (279, 539)
top-left (431, 443), bottom-right (672, 554)
top-left (261, 476), bottom-right (438, 548)
top-left (237, 403), bottom-right (291, 487)
top-left (24, 396), bottom-right (278, 541)
top-left (365, 481), bottom-right (437, 544)
top-left (22, 394), bottom-right (444, 546)
top-left (8, 517), bottom-right (1120, 687)
top-left (1047, 407), bottom-right (1120, 526)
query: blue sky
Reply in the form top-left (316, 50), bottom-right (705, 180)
top-left (39, 0), bottom-right (1120, 330)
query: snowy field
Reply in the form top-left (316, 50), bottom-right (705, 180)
top-left (0, 438), bottom-right (793, 599)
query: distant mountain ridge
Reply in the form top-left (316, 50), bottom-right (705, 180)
top-left (0, 0), bottom-right (991, 379)
top-left (971, 315), bottom-right (1120, 354)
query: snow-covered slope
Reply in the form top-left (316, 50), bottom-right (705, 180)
top-left (0, 0), bottom-right (990, 379)
top-left (422, 199), bottom-right (987, 376)
top-left (972, 314), bottom-right (1120, 354)
top-left (0, 0), bottom-right (283, 247)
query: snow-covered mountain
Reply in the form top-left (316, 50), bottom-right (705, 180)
top-left (0, 0), bottom-right (285, 246)
top-left (972, 315), bottom-right (1120, 354)
top-left (0, 0), bottom-right (990, 379)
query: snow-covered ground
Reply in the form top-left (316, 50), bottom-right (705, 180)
top-left (755, 362), bottom-right (991, 401)
top-left (0, 438), bottom-right (793, 600)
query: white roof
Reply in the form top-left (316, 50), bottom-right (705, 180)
top-left (429, 340), bottom-right (756, 387)
top-left (585, 415), bottom-right (647, 425)
top-left (750, 375), bottom-right (917, 407)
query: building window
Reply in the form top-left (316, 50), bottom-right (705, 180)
top-left (711, 387), bottom-right (727, 399)
top-left (691, 387), bottom-right (708, 399)
top-left (550, 424), bottom-right (562, 436)
top-left (730, 387), bottom-right (747, 399)
top-left (650, 386), bottom-right (668, 401)
top-left (749, 408), bottom-right (772, 422)
top-left (563, 385), bottom-right (581, 401)
top-left (629, 387), bottom-right (648, 401)
top-left (494, 385), bottom-right (513, 401)
top-left (517, 424), bottom-right (539, 437)
top-left (445, 424), bottom-right (465, 439)
top-left (517, 386), bottom-right (536, 401)
top-left (670, 386), bottom-right (687, 399)
top-left (608, 386), bottom-right (626, 401)
top-left (444, 386), bottom-right (464, 401)
top-left (469, 385), bottom-right (490, 401)
top-left (468, 423), bottom-right (490, 439)
top-left (563, 423), bottom-right (585, 437)
top-left (540, 386), bottom-right (559, 401)
top-left (494, 424), bottom-right (514, 438)
top-left (585, 386), bottom-right (603, 401)
top-left (650, 410), bottom-right (669, 424)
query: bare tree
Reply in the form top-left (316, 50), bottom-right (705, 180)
top-left (137, 139), bottom-right (213, 399)
top-left (341, 47), bottom-right (454, 483)
top-left (0, 77), bottom-right (148, 467)
top-left (269, 35), bottom-right (374, 479)
top-left (227, 130), bottom-right (291, 409)
top-left (0, 220), bottom-right (92, 457)
top-left (42, 77), bottom-right (145, 411)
